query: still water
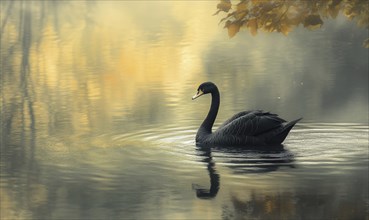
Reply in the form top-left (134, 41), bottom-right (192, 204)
top-left (1, 1), bottom-right (368, 220)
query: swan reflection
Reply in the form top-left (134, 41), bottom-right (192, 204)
top-left (192, 146), bottom-right (220, 199)
top-left (193, 144), bottom-right (295, 199)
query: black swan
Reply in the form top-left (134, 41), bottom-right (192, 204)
top-left (192, 82), bottom-right (301, 146)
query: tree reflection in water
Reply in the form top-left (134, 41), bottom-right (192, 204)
top-left (223, 183), bottom-right (367, 220)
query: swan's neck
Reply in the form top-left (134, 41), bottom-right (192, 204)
top-left (200, 89), bottom-right (220, 134)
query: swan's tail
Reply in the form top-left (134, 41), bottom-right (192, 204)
top-left (267, 118), bottom-right (302, 144)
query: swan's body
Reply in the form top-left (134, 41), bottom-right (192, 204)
top-left (192, 82), bottom-right (301, 146)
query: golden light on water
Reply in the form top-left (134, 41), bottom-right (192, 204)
top-left (0, 1), bottom-right (223, 138)
top-left (21, 1), bottom-right (221, 111)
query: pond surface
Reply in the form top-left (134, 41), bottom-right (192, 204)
top-left (1, 123), bottom-right (368, 219)
top-left (1, 1), bottom-right (368, 220)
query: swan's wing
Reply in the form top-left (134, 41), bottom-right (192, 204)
top-left (216, 111), bottom-right (286, 136)
top-left (218, 110), bottom-right (254, 128)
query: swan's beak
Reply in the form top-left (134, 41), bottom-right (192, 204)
top-left (192, 90), bottom-right (204, 100)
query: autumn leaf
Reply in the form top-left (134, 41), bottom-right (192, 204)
top-left (303, 14), bottom-right (323, 29)
top-left (217, 0), bottom-right (232, 13)
top-left (247, 18), bottom-right (258, 36)
top-left (280, 24), bottom-right (291, 36)
top-left (235, 2), bottom-right (248, 19)
top-left (227, 22), bottom-right (241, 38)
top-left (237, 1), bottom-right (247, 12)
top-left (264, 23), bottom-right (275, 32)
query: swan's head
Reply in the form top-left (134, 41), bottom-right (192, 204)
top-left (192, 82), bottom-right (217, 100)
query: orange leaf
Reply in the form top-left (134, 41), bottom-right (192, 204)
top-left (236, 1), bottom-right (247, 12)
top-left (247, 19), bottom-right (258, 36)
top-left (227, 22), bottom-right (241, 38)
top-left (235, 2), bottom-right (248, 20)
top-left (235, 1), bottom-right (248, 19)
top-left (280, 24), bottom-right (291, 36)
